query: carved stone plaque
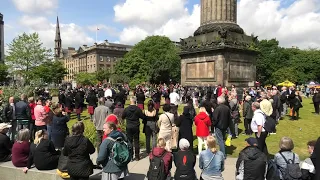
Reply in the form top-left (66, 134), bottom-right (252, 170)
top-left (229, 63), bottom-right (252, 80)
top-left (187, 61), bottom-right (215, 79)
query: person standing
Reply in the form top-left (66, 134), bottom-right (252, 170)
top-left (170, 89), bottom-right (180, 107)
top-left (51, 105), bottom-right (69, 149)
top-left (63, 122), bottom-right (95, 180)
top-left (15, 94), bottom-right (31, 132)
top-left (86, 89), bottom-right (98, 121)
top-left (93, 98), bottom-right (110, 153)
top-left (280, 87), bottom-right (288, 118)
top-left (74, 90), bottom-right (84, 121)
top-left (259, 92), bottom-right (273, 117)
top-left (143, 100), bottom-right (158, 154)
top-left (3, 97), bottom-right (16, 141)
top-left (136, 88), bottom-right (146, 110)
top-left (229, 92), bottom-right (240, 137)
top-left (28, 97), bottom-right (36, 140)
top-left (34, 98), bottom-right (48, 131)
top-left (243, 96), bottom-right (253, 135)
top-left (313, 88), bottom-right (320, 115)
top-left (195, 106), bottom-right (211, 155)
top-left (251, 102), bottom-right (268, 155)
top-left (212, 96), bottom-right (232, 157)
top-left (122, 96), bottom-right (145, 161)
top-left (44, 99), bottom-right (53, 140)
top-left (178, 103), bottom-right (195, 150)
top-left (158, 104), bottom-right (175, 152)
top-left (152, 88), bottom-right (162, 113)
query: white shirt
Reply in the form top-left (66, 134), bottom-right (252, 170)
top-left (104, 89), bottom-right (112, 98)
top-left (251, 109), bottom-right (266, 132)
top-left (169, 92), bottom-right (180, 105)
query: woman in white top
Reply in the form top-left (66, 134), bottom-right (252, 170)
top-left (158, 104), bottom-right (175, 152)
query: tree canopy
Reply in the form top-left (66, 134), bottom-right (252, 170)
top-left (6, 32), bottom-right (52, 84)
top-left (115, 36), bottom-right (181, 86)
top-left (256, 39), bottom-right (320, 85)
top-left (31, 61), bottom-right (67, 84)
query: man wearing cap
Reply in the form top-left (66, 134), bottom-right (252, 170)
top-left (0, 123), bottom-right (12, 162)
top-left (235, 137), bottom-right (267, 180)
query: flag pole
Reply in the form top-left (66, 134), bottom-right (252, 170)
top-left (96, 27), bottom-right (98, 43)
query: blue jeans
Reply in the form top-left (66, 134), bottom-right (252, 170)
top-left (47, 124), bottom-right (52, 140)
top-left (215, 128), bottom-right (226, 157)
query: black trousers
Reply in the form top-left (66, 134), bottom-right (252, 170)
top-left (314, 102), bottom-right (320, 114)
top-left (126, 127), bottom-right (140, 158)
top-left (35, 125), bottom-right (47, 132)
top-left (29, 120), bottom-right (35, 140)
top-left (255, 132), bottom-right (268, 156)
top-left (244, 118), bottom-right (252, 134)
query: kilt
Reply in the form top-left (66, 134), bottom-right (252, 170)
top-left (165, 98), bottom-right (170, 104)
top-left (87, 106), bottom-right (94, 115)
top-left (65, 107), bottom-right (73, 113)
top-left (137, 104), bottom-right (144, 110)
top-left (154, 102), bottom-right (160, 110)
top-left (75, 107), bottom-right (83, 114)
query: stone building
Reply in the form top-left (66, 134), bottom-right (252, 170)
top-left (62, 41), bottom-right (132, 82)
top-left (0, 13), bottom-right (4, 63)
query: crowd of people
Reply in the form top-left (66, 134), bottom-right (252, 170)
top-left (0, 83), bottom-right (319, 180)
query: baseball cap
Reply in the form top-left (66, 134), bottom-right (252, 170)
top-left (0, 123), bottom-right (12, 130)
top-left (245, 137), bottom-right (258, 146)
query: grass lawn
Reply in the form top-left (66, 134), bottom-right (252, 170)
top-left (67, 97), bottom-right (319, 159)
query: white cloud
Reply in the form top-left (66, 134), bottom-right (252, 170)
top-left (114, 0), bottom-right (199, 45)
top-left (19, 15), bottom-right (94, 49)
top-left (238, 0), bottom-right (320, 48)
top-left (12, 0), bottom-right (58, 14)
top-left (114, 0), bottom-right (320, 48)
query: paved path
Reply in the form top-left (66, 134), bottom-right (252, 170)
top-left (90, 151), bottom-right (237, 180)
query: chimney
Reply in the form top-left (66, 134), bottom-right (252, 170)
top-left (83, 45), bottom-right (87, 47)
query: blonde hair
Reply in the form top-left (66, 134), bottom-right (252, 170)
top-left (157, 138), bottom-right (166, 148)
top-left (207, 136), bottom-right (217, 152)
top-left (34, 130), bottom-right (47, 145)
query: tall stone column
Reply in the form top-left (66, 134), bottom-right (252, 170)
top-left (200, 0), bottom-right (237, 25)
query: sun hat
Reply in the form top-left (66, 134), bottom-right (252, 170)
top-left (0, 123), bottom-right (12, 130)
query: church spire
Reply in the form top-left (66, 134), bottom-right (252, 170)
top-left (54, 16), bottom-right (62, 59)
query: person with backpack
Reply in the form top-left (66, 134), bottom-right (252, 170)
top-left (199, 135), bottom-right (225, 180)
top-left (251, 102), bottom-right (269, 155)
top-left (147, 138), bottom-right (172, 180)
top-left (274, 137), bottom-right (301, 180)
top-left (173, 138), bottom-right (196, 180)
top-left (236, 137), bottom-right (268, 180)
top-left (97, 121), bottom-right (131, 180)
top-left (195, 105), bottom-right (212, 155)
top-left (63, 122), bottom-right (95, 180)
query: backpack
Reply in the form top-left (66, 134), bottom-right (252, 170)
top-left (258, 112), bottom-right (276, 133)
top-left (279, 152), bottom-right (302, 180)
top-left (147, 151), bottom-right (167, 180)
top-left (266, 159), bottom-right (280, 180)
top-left (107, 137), bottom-right (131, 167)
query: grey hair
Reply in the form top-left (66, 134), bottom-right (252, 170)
top-left (17, 128), bottom-right (30, 142)
top-left (245, 95), bottom-right (251, 101)
top-left (260, 92), bottom-right (267, 99)
top-left (98, 97), bottom-right (105, 105)
top-left (252, 102), bottom-right (260, 109)
top-left (217, 96), bottom-right (226, 104)
top-left (279, 137), bottom-right (294, 151)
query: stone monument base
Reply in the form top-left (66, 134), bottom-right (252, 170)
top-left (180, 47), bottom-right (257, 87)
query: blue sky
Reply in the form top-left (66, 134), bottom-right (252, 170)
top-left (1, 0), bottom-right (319, 50)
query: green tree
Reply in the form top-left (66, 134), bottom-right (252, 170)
top-left (0, 64), bottom-right (9, 83)
top-left (6, 32), bottom-right (52, 84)
top-left (115, 35), bottom-right (181, 86)
top-left (31, 61), bottom-right (68, 84)
top-left (75, 72), bottom-right (97, 86)
top-left (96, 69), bottom-right (111, 82)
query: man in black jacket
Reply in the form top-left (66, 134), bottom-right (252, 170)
top-left (3, 97), bottom-right (15, 141)
top-left (122, 96), bottom-right (145, 161)
top-left (313, 88), bottom-right (320, 115)
top-left (15, 94), bottom-right (31, 132)
top-left (212, 96), bottom-right (232, 157)
top-left (236, 137), bottom-right (267, 180)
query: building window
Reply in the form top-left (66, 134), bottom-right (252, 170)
top-left (100, 56), bottom-right (103, 62)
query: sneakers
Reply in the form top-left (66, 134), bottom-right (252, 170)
top-left (270, 132), bottom-right (277, 135)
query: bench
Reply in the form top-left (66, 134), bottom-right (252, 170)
top-left (0, 161), bottom-right (102, 180)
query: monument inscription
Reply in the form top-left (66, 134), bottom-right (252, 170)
top-left (187, 61), bottom-right (215, 79)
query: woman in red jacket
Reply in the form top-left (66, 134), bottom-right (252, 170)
top-left (28, 97), bottom-right (36, 140)
top-left (194, 106), bottom-right (212, 155)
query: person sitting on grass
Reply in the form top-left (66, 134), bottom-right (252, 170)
top-left (23, 129), bottom-right (60, 173)
top-left (12, 129), bottom-right (30, 167)
top-left (173, 138), bottom-right (196, 180)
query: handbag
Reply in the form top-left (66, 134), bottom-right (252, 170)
top-left (164, 113), bottom-right (179, 149)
